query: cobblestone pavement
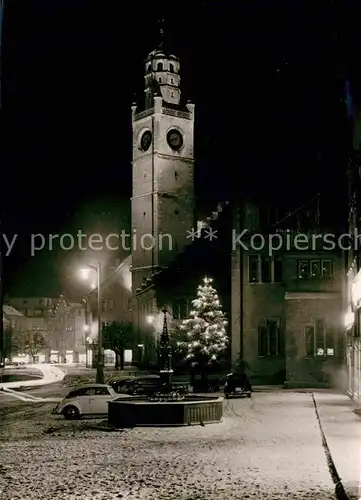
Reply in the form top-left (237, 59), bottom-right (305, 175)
top-left (0, 392), bottom-right (337, 499)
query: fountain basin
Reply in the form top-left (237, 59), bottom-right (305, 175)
top-left (108, 395), bottom-right (223, 427)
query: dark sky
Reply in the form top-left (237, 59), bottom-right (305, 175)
top-left (2, 0), bottom-right (361, 296)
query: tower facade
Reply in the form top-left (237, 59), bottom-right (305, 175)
top-left (131, 48), bottom-right (195, 295)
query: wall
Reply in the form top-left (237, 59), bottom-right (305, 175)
top-left (285, 295), bottom-right (342, 387)
top-left (242, 253), bottom-right (286, 384)
top-left (284, 252), bottom-right (343, 387)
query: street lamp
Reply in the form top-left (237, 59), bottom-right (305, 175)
top-left (80, 262), bottom-right (104, 384)
top-left (83, 325), bottom-right (89, 367)
top-left (86, 335), bottom-right (93, 368)
top-left (146, 315), bottom-right (154, 325)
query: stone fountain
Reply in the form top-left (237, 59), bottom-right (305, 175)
top-left (107, 309), bottom-right (223, 427)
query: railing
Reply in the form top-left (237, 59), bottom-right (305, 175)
top-left (162, 108), bottom-right (191, 120)
top-left (184, 400), bottom-right (223, 423)
top-left (134, 107), bottom-right (191, 121)
top-left (134, 108), bottom-right (154, 121)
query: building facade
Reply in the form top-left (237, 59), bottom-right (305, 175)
top-left (131, 45), bottom-right (195, 339)
top-left (231, 201), bottom-right (344, 386)
top-left (9, 297), bottom-right (54, 362)
top-left (8, 296), bottom-right (87, 363)
top-left (3, 305), bottom-right (27, 362)
top-left (345, 110), bottom-right (361, 401)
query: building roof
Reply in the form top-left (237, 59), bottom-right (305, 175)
top-left (100, 254), bottom-right (132, 290)
top-left (3, 305), bottom-right (24, 318)
top-left (146, 49), bottom-right (178, 62)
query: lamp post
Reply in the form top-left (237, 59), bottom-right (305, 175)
top-left (158, 308), bottom-right (173, 386)
top-left (83, 325), bottom-right (89, 367)
top-left (86, 336), bottom-right (92, 368)
top-left (80, 262), bottom-right (104, 384)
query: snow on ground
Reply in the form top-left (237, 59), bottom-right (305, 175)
top-left (0, 392), bottom-right (336, 499)
top-left (0, 364), bottom-right (66, 390)
top-left (313, 391), bottom-right (361, 499)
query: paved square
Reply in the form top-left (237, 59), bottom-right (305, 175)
top-left (0, 392), bottom-right (338, 499)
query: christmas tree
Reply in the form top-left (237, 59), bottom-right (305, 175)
top-left (180, 276), bottom-right (228, 363)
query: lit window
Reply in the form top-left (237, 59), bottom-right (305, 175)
top-left (298, 261), bottom-right (310, 279)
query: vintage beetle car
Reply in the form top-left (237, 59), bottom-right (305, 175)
top-left (53, 384), bottom-right (118, 419)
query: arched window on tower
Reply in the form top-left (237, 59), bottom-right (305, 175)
top-left (147, 64), bottom-right (152, 73)
top-left (169, 63), bottom-right (174, 72)
top-left (157, 62), bottom-right (163, 71)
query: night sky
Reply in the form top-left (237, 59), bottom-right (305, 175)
top-left (2, 0), bottom-right (361, 296)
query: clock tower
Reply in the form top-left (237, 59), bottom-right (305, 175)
top-left (131, 47), bottom-right (195, 295)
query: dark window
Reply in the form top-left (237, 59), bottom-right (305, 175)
top-left (305, 318), bottom-right (333, 356)
top-left (174, 209), bottom-right (179, 215)
top-left (170, 63), bottom-right (174, 72)
top-left (268, 320), bottom-right (278, 355)
top-left (258, 319), bottom-right (280, 356)
top-left (174, 171), bottom-right (179, 180)
top-left (274, 257), bottom-right (283, 282)
top-left (305, 326), bottom-right (314, 356)
top-left (94, 387), bottom-right (111, 395)
top-left (249, 256), bottom-right (259, 283)
top-left (261, 257), bottom-right (271, 282)
top-left (157, 62), bottom-right (163, 71)
top-left (258, 326), bottom-right (268, 356)
top-left (66, 389), bottom-right (82, 399)
top-left (147, 64), bottom-right (152, 73)
top-left (315, 318), bottom-right (325, 356)
top-left (322, 260), bottom-right (332, 278)
top-left (298, 261), bottom-right (310, 279)
top-left (68, 387), bottom-right (94, 397)
top-left (172, 299), bottom-right (188, 319)
top-left (102, 299), bottom-right (113, 312)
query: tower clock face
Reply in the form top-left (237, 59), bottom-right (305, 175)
top-left (140, 130), bottom-right (152, 151)
top-left (167, 129), bottom-right (183, 151)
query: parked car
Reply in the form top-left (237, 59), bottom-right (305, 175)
top-left (53, 384), bottom-right (118, 419)
top-left (224, 372), bottom-right (252, 398)
top-left (110, 375), bottom-right (188, 396)
top-left (110, 375), bottom-right (161, 396)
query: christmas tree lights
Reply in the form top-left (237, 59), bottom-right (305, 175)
top-left (180, 276), bottom-right (228, 363)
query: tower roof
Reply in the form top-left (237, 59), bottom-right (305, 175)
top-left (146, 49), bottom-right (179, 62)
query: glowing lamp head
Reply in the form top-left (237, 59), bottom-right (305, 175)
top-left (146, 315), bottom-right (154, 325)
top-left (80, 268), bottom-right (91, 280)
